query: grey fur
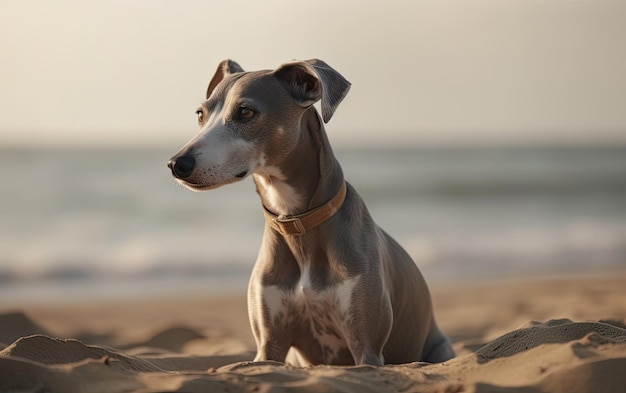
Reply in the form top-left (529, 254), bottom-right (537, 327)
top-left (168, 59), bottom-right (455, 366)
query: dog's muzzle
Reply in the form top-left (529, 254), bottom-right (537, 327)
top-left (168, 155), bottom-right (196, 179)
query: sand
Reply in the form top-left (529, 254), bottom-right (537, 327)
top-left (1, 272), bottom-right (626, 393)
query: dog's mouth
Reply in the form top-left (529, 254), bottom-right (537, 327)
top-left (177, 180), bottom-right (219, 192)
top-left (234, 170), bottom-right (248, 179)
top-left (175, 170), bottom-right (250, 192)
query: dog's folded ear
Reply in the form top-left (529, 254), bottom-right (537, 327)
top-left (206, 60), bottom-right (245, 99)
top-left (273, 59), bottom-right (351, 123)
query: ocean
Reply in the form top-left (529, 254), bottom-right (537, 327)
top-left (1, 146), bottom-right (625, 304)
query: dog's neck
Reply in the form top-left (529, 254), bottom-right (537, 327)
top-left (253, 108), bottom-right (344, 218)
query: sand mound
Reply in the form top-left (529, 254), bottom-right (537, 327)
top-left (441, 320), bottom-right (626, 392)
top-left (0, 335), bottom-right (161, 372)
top-left (476, 318), bottom-right (626, 362)
top-left (1, 320), bottom-right (625, 393)
top-left (118, 326), bottom-right (206, 354)
top-left (0, 311), bottom-right (49, 347)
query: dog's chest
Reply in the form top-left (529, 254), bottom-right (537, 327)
top-left (263, 269), bottom-right (360, 362)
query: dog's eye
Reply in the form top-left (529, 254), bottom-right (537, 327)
top-left (236, 107), bottom-right (256, 121)
top-left (196, 110), bottom-right (204, 124)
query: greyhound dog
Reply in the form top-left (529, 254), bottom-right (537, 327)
top-left (167, 59), bottom-right (454, 366)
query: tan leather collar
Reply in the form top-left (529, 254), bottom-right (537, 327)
top-left (262, 181), bottom-right (347, 236)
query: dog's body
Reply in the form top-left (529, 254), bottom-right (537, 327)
top-left (168, 59), bottom-right (454, 366)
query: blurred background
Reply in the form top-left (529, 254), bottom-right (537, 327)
top-left (1, 0), bottom-right (625, 304)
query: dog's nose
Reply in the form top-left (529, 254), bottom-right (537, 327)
top-left (168, 155), bottom-right (196, 179)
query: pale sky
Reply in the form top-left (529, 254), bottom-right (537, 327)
top-left (1, 0), bottom-right (625, 148)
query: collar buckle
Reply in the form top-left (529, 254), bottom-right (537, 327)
top-left (273, 215), bottom-right (307, 236)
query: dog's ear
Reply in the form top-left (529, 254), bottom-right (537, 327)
top-left (206, 60), bottom-right (244, 99)
top-left (273, 59), bottom-right (351, 123)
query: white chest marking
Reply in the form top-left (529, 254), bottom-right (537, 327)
top-left (298, 264), bottom-right (312, 293)
top-left (261, 274), bottom-right (361, 363)
top-left (334, 276), bottom-right (358, 316)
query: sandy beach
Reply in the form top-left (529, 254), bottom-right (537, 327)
top-left (3, 0), bottom-right (626, 391)
top-left (1, 272), bottom-right (625, 392)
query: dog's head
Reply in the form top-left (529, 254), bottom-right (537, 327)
top-left (167, 59), bottom-right (350, 191)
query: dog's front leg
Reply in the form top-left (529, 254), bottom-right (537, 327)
top-left (345, 326), bottom-right (388, 366)
top-left (344, 288), bottom-right (393, 366)
top-left (248, 283), bottom-right (292, 363)
top-left (352, 348), bottom-right (384, 366)
top-left (250, 314), bottom-right (292, 363)
top-left (253, 337), bottom-right (291, 362)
